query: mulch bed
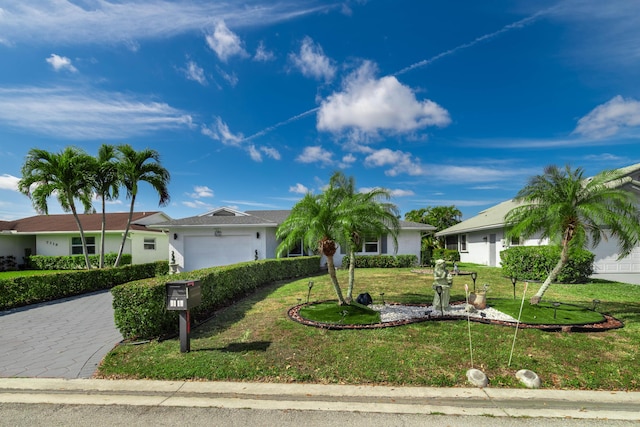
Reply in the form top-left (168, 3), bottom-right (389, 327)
top-left (287, 301), bottom-right (624, 332)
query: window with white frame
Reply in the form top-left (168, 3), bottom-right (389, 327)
top-left (143, 237), bottom-right (156, 250)
top-left (459, 234), bottom-right (467, 252)
top-left (287, 239), bottom-right (304, 257)
top-left (71, 236), bottom-right (96, 255)
top-left (357, 236), bottom-right (380, 254)
top-left (509, 236), bottom-right (521, 246)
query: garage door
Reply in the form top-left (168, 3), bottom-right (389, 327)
top-left (184, 235), bottom-right (255, 271)
top-left (592, 236), bottom-right (640, 273)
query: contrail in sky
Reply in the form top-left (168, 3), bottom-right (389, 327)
top-left (240, 8), bottom-right (551, 143)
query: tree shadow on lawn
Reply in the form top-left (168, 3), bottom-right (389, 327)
top-left (194, 341), bottom-right (271, 353)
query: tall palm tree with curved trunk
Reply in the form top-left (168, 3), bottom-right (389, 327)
top-left (505, 164), bottom-right (640, 304)
top-left (276, 171), bottom-right (399, 305)
top-left (92, 144), bottom-right (120, 268)
top-left (114, 144), bottom-right (170, 267)
top-left (18, 147), bottom-right (95, 269)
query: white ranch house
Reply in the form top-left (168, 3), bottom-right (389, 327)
top-left (151, 207), bottom-right (435, 273)
top-left (436, 163), bottom-right (640, 274)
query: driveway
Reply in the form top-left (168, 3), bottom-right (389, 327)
top-left (0, 290), bottom-right (122, 379)
top-left (591, 273), bottom-right (640, 285)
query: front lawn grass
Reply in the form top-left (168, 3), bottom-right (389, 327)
top-left (0, 269), bottom-right (75, 279)
top-left (97, 264), bottom-right (640, 390)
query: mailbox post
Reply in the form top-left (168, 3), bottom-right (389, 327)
top-left (166, 280), bottom-right (202, 353)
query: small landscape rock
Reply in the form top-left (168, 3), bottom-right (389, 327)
top-left (516, 369), bottom-right (541, 388)
top-left (466, 368), bottom-right (489, 388)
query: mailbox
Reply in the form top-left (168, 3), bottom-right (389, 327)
top-left (166, 280), bottom-right (202, 311)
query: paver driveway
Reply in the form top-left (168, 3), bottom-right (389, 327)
top-left (0, 290), bottom-right (122, 379)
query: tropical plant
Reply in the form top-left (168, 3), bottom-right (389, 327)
top-left (276, 172), bottom-right (399, 305)
top-left (404, 205), bottom-right (461, 264)
top-left (18, 147), bottom-right (95, 269)
top-left (92, 144), bottom-right (120, 268)
top-left (505, 164), bottom-right (640, 304)
top-left (114, 144), bottom-right (170, 267)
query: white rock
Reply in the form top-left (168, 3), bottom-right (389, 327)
top-left (466, 368), bottom-right (489, 388)
top-left (516, 369), bottom-right (541, 389)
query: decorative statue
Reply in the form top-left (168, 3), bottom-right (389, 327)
top-left (432, 259), bottom-right (453, 312)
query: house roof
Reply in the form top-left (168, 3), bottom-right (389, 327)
top-left (436, 162), bottom-right (640, 237)
top-left (151, 207), bottom-right (435, 231)
top-left (0, 212), bottom-right (167, 234)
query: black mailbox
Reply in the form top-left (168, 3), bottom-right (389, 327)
top-left (166, 280), bottom-right (202, 311)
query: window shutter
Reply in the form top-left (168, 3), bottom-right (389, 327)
top-left (381, 234), bottom-right (388, 254)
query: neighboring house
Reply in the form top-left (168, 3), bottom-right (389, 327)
top-left (436, 163), bottom-right (640, 273)
top-left (0, 212), bottom-right (171, 267)
top-left (150, 207), bottom-right (435, 273)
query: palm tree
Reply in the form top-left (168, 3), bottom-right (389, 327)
top-left (18, 147), bottom-right (95, 269)
top-left (330, 173), bottom-right (400, 302)
top-left (276, 172), bottom-right (399, 305)
top-left (92, 144), bottom-right (120, 268)
top-left (114, 144), bottom-right (170, 267)
top-left (505, 164), bottom-right (640, 304)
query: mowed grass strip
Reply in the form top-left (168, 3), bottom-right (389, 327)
top-left (97, 265), bottom-right (640, 390)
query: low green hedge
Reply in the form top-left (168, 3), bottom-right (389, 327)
top-left (500, 246), bottom-right (594, 284)
top-left (28, 253), bottom-right (132, 270)
top-left (432, 249), bottom-right (460, 263)
top-left (112, 256), bottom-right (322, 340)
top-left (341, 255), bottom-right (418, 268)
top-left (0, 261), bottom-right (168, 310)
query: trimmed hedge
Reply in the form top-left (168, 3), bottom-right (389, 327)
top-left (0, 261), bottom-right (168, 310)
top-left (341, 255), bottom-right (418, 268)
top-left (28, 253), bottom-right (132, 270)
top-left (500, 246), bottom-right (594, 284)
top-left (112, 256), bottom-right (322, 340)
top-left (432, 249), bottom-right (460, 263)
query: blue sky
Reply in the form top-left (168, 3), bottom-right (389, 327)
top-left (2, 0), bottom-right (640, 222)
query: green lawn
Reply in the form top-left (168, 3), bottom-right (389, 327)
top-left (97, 264), bottom-right (640, 390)
top-left (0, 269), bottom-right (75, 279)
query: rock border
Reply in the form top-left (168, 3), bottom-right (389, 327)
top-left (287, 300), bottom-right (624, 332)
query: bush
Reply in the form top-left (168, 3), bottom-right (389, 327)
top-left (341, 255), bottom-right (418, 268)
top-left (0, 261), bottom-right (168, 310)
top-left (112, 256), bottom-right (321, 340)
top-left (432, 249), bottom-right (460, 263)
top-left (500, 246), bottom-right (594, 284)
top-left (28, 253), bottom-right (132, 270)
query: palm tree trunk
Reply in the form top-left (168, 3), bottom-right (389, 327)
top-left (69, 203), bottom-right (92, 270)
top-left (114, 195), bottom-right (135, 267)
top-left (326, 254), bottom-right (346, 305)
top-left (346, 250), bottom-right (356, 303)
top-left (530, 243), bottom-right (571, 304)
top-left (100, 195), bottom-right (106, 269)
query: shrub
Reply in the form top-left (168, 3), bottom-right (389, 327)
top-left (341, 255), bottom-right (418, 268)
top-left (28, 253), bottom-right (132, 270)
top-left (112, 256), bottom-right (322, 340)
top-left (432, 249), bottom-right (460, 263)
top-left (0, 261), bottom-right (168, 310)
top-left (500, 246), bottom-right (594, 284)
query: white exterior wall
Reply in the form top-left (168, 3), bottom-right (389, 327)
top-left (0, 235), bottom-right (36, 266)
top-left (332, 230), bottom-right (422, 267)
top-left (129, 232), bottom-right (169, 264)
top-left (458, 230), bottom-right (546, 267)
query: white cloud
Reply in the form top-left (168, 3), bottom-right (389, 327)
top-left (216, 66), bottom-right (239, 87)
top-left (0, 1), bottom-right (330, 46)
top-left (248, 145), bottom-right (262, 162)
top-left (0, 174), bottom-right (19, 191)
top-left (0, 86), bottom-right (192, 139)
top-left (573, 96), bottom-right (640, 139)
top-left (254, 41), bottom-right (275, 62)
top-left (359, 187), bottom-right (415, 197)
top-left (364, 148), bottom-right (425, 176)
top-left (184, 60), bottom-right (207, 85)
top-left (206, 20), bottom-right (248, 62)
top-left (182, 199), bottom-right (214, 210)
top-left (317, 61), bottom-right (450, 139)
top-left (201, 117), bottom-right (244, 146)
top-left (289, 36), bottom-right (336, 82)
top-left (46, 54), bottom-right (77, 72)
top-left (289, 183), bottom-right (309, 194)
top-left (189, 185), bottom-right (214, 198)
top-left (296, 145), bottom-right (334, 165)
top-left (260, 146), bottom-right (281, 160)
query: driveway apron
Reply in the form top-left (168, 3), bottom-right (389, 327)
top-left (0, 290), bottom-right (122, 379)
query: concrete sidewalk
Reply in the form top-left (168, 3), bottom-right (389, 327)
top-left (0, 378), bottom-right (638, 421)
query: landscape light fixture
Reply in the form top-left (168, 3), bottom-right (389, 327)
top-left (435, 285), bottom-right (444, 316)
top-left (592, 299), bottom-right (601, 311)
top-left (510, 276), bottom-right (517, 300)
top-left (470, 272), bottom-right (478, 292)
top-left (552, 302), bottom-right (561, 319)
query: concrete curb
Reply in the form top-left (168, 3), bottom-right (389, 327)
top-left (0, 378), bottom-right (638, 421)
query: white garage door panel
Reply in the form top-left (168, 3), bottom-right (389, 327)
top-left (184, 235), bottom-right (254, 271)
top-left (592, 237), bottom-right (640, 273)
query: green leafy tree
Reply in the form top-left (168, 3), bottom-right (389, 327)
top-left (505, 164), bottom-right (640, 304)
top-left (114, 144), bottom-right (170, 267)
top-left (18, 147), bottom-right (95, 269)
top-left (92, 144), bottom-right (121, 268)
top-left (404, 205), bottom-right (461, 263)
top-left (276, 172), bottom-right (399, 305)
